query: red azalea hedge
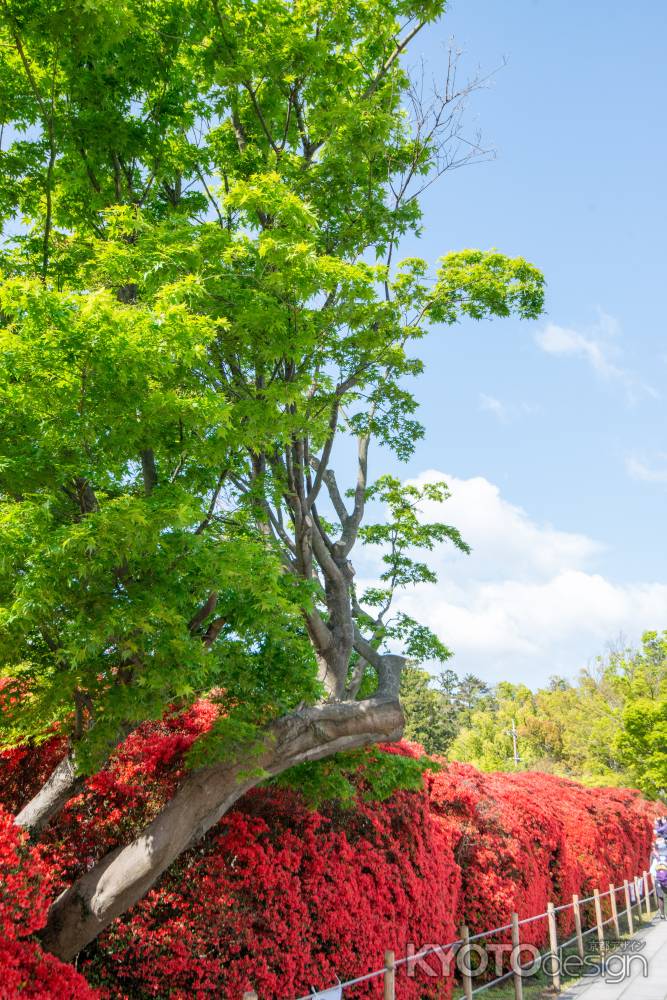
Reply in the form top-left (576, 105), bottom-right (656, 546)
top-left (0, 806), bottom-right (97, 999)
top-left (0, 707), bottom-right (656, 999)
top-left (426, 765), bottom-right (655, 953)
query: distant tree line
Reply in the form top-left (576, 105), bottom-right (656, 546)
top-left (400, 630), bottom-right (667, 798)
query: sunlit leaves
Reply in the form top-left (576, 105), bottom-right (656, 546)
top-left (356, 476), bottom-right (466, 664)
top-left (429, 250), bottom-right (545, 323)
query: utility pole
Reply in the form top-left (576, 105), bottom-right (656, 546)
top-left (506, 718), bottom-right (521, 767)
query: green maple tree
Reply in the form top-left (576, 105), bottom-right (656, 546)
top-left (0, 0), bottom-right (544, 958)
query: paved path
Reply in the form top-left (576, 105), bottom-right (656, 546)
top-left (560, 918), bottom-right (667, 1000)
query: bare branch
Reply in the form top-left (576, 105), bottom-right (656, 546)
top-left (309, 512), bottom-right (343, 585)
top-left (243, 80), bottom-right (280, 155)
top-left (194, 164), bottom-right (226, 228)
top-left (293, 87), bottom-right (316, 160)
top-left (279, 83), bottom-right (296, 150)
top-left (321, 465), bottom-right (350, 527)
top-left (310, 502), bottom-right (336, 555)
top-left (305, 606), bottom-right (333, 656)
top-left (345, 656), bottom-right (368, 700)
top-left (203, 617), bottom-right (226, 647)
top-left (264, 501), bottom-right (297, 554)
top-left (352, 626), bottom-right (405, 698)
top-left (340, 428), bottom-right (371, 555)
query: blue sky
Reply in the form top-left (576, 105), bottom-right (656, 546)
top-left (359, 1), bottom-right (667, 684)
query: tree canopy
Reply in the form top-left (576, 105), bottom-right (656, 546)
top-left (0, 0), bottom-right (544, 959)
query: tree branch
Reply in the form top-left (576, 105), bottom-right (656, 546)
top-left (187, 591), bottom-right (218, 634)
top-left (305, 401), bottom-right (339, 509)
top-left (13, 755), bottom-right (85, 836)
top-left (319, 464), bottom-right (350, 527)
top-left (194, 163), bottom-right (226, 228)
top-left (361, 20), bottom-right (428, 101)
top-left (140, 448), bottom-right (157, 496)
top-left (353, 626), bottom-right (406, 698)
top-left (340, 428), bottom-right (371, 555)
top-left (243, 80), bottom-right (280, 155)
top-left (194, 470), bottom-right (227, 535)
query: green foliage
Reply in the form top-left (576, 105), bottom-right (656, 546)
top-left (399, 667), bottom-right (458, 754)
top-left (451, 672), bottom-right (495, 728)
top-left (273, 746), bottom-right (438, 807)
top-left (399, 665), bottom-right (493, 755)
top-left (428, 250), bottom-right (545, 324)
top-left (0, 0), bottom-right (544, 775)
top-left (356, 476), bottom-right (468, 665)
top-left (616, 699), bottom-right (667, 798)
top-left (448, 631), bottom-right (667, 798)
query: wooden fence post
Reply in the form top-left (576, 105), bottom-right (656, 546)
top-left (511, 911), bottom-right (524, 1000)
top-left (623, 879), bottom-right (634, 935)
top-left (383, 949), bottom-right (395, 1000)
top-left (546, 902), bottom-right (561, 992)
top-left (609, 884), bottom-right (620, 938)
top-left (572, 894), bottom-right (584, 959)
top-left (633, 877), bottom-right (643, 926)
top-left (460, 924), bottom-right (474, 1000)
top-left (593, 889), bottom-right (605, 955)
top-left (643, 871), bottom-right (652, 917)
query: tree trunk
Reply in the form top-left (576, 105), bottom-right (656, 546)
top-left (39, 696), bottom-right (403, 961)
top-left (14, 754), bottom-right (84, 835)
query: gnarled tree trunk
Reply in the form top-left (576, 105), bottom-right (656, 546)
top-left (39, 696), bottom-right (403, 961)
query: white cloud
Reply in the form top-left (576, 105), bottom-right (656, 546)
top-left (359, 470), bottom-right (667, 686)
top-left (536, 317), bottom-right (619, 379)
top-left (535, 313), bottom-right (658, 403)
top-left (626, 454), bottom-right (667, 484)
top-left (479, 393), bottom-right (508, 421)
top-left (478, 393), bottom-right (537, 423)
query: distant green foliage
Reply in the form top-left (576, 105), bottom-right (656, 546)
top-left (447, 631), bottom-right (667, 798)
top-left (399, 634), bottom-right (667, 798)
top-left (399, 666), bottom-right (493, 755)
top-left (400, 668), bottom-right (457, 754)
